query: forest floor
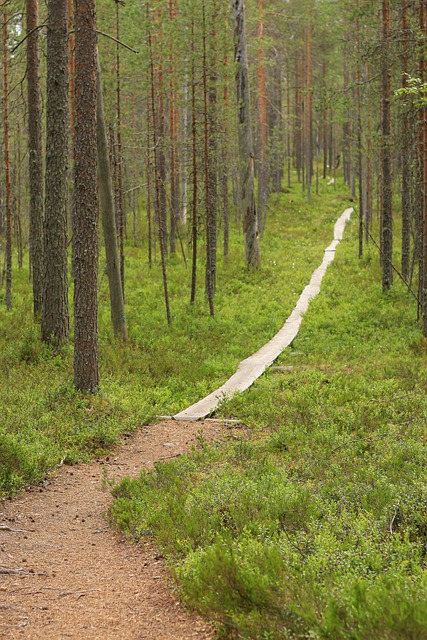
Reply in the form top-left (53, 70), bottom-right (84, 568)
top-left (0, 419), bottom-right (232, 639)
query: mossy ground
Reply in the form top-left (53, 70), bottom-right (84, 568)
top-left (110, 187), bottom-right (427, 638)
top-left (0, 177), bottom-right (349, 495)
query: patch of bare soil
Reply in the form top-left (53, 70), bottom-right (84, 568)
top-left (0, 420), bottom-right (227, 639)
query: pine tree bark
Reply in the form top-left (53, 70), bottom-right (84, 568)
top-left (421, 0), bottom-right (427, 334)
top-left (169, 0), bottom-right (179, 254)
top-left (73, 0), bottom-right (99, 390)
top-left (115, 0), bottom-right (125, 299)
top-left (232, 0), bottom-right (259, 268)
top-left (3, 10), bottom-right (12, 311)
top-left (381, 0), bottom-right (393, 291)
top-left (401, 0), bottom-right (411, 280)
top-left (202, 0), bottom-right (216, 315)
top-left (148, 25), bottom-right (171, 324)
top-left (306, 2), bottom-right (313, 203)
top-left (97, 56), bottom-right (128, 341)
top-left (27, 0), bottom-right (44, 318)
top-left (257, 0), bottom-right (268, 230)
top-left (190, 16), bottom-right (198, 305)
top-left (356, 12), bottom-right (363, 258)
top-left (42, 0), bottom-right (69, 345)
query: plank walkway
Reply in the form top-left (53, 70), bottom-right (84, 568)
top-left (174, 207), bottom-right (353, 421)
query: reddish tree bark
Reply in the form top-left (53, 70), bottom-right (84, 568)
top-left (3, 9), bottom-right (12, 310)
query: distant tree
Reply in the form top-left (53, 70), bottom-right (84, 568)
top-left (232, 0), bottom-right (260, 268)
top-left (381, 0), bottom-right (393, 291)
top-left (3, 8), bottom-right (12, 310)
top-left (97, 56), bottom-right (128, 341)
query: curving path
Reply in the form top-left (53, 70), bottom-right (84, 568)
top-left (0, 421), bottom-right (224, 639)
top-left (174, 207), bottom-right (353, 420)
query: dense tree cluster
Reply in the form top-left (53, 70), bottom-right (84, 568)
top-left (1, 0), bottom-right (427, 390)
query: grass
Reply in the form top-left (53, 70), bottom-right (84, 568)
top-left (0, 175), bottom-right (350, 495)
top-left (110, 203), bottom-right (427, 638)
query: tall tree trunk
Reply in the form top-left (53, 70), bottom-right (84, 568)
top-left (146, 91), bottom-right (153, 268)
top-left (27, 0), bottom-right (44, 318)
top-left (42, 0), bottom-right (69, 345)
top-left (322, 59), bottom-right (328, 180)
top-left (232, 0), bottom-right (260, 268)
top-left (356, 11), bottom-right (363, 258)
top-left (294, 57), bottom-right (302, 183)
top-left (169, 0), bottom-right (179, 254)
top-left (306, 2), bottom-right (312, 203)
top-left (222, 53), bottom-right (230, 257)
top-left (73, 0), bottom-right (99, 391)
top-left (421, 0), bottom-right (427, 333)
top-left (14, 129), bottom-right (23, 270)
top-left (257, 0), bottom-right (268, 230)
top-left (148, 25), bottom-right (171, 324)
top-left (3, 9), bottom-right (11, 310)
top-left (202, 2), bottom-right (214, 315)
top-left (68, 0), bottom-right (75, 143)
top-left (381, 0), bottom-right (393, 291)
top-left (115, 0), bottom-right (125, 300)
top-left (190, 16), bottom-right (198, 304)
top-left (97, 57), bottom-right (128, 341)
top-left (365, 63), bottom-right (373, 241)
top-left (401, 0), bottom-right (411, 281)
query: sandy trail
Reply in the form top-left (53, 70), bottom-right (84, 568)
top-left (0, 420), bottom-right (223, 639)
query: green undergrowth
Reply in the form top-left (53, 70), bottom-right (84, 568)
top-left (111, 216), bottom-right (427, 639)
top-left (0, 177), bottom-right (349, 495)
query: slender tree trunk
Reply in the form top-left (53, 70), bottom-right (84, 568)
top-left (257, 0), bottom-right (268, 230)
top-left (181, 59), bottom-right (189, 225)
top-left (365, 63), bottom-right (373, 241)
top-left (232, 0), bottom-right (259, 268)
top-left (115, 0), bottom-right (125, 300)
top-left (222, 53), bottom-right (230, 257)
top-left (381, 0), bottom-right (393, 291)
top-left (148, 25), bottom-right (171, 324)
top-left (190, 17), bottom-right (198, 304)
top-left (169, 0), bottom-right (179, 254)
top-left (42, 0), bottom-right (69, 345)
top-left (356, 12), bottom-right (363, 258)
top-left (306, 2), bottom-right (312, 203)
top-left (73, 0), bottom-right (99, 391)
top-left (322, 60), bottom-right (328, 180)
top-left (286, 53), bottom-right (291, 188)
top-left (295, 57), bottom-right (302, 183)
top-left (401, 0), bottom-right (411, 281)
top-left (27, 0), bottom-right (44, 318)
top-left (3, 9), bottom-right (12, 310)
top-left (342, 36), bottom-right (351, 188)
top-left (97, 57), bottom-right (128, 341)
top-left (421, 0), bottom-right (427, 333)
top-left (146, 91), bottom-right (153, 268)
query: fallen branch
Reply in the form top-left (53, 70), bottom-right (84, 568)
top-left (0, 524), bottom-right (32, 533)
top-left (0, 565), bottom-right (47, 576)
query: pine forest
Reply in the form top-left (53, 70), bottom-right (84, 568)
top-left (2, 1), bottom-right (427, 638)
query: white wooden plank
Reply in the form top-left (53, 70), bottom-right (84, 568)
top-left (174, 207), bottom-right (353, 421)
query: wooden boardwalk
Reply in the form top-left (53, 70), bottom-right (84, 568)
top-left (174, 207), bottom-right (353, 421)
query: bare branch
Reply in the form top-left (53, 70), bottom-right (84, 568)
top-left (10, 24), bottom-right (47, 55)
top-left (96, 30), bottom-right (138, 54)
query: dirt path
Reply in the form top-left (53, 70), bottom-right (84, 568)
top-left (0, 420), bottom-right (225, 639)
